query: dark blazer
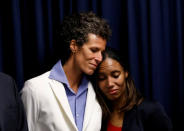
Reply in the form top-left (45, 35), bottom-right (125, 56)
top-left (101, 99), bottom-right (173, 131)
top-left (0, 73), bottom-right (28, 131)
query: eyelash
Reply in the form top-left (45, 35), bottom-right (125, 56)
top-left (91, 48), bottom-right (98, 53)
top-left (98, 76), bottom-right (106, 81)
top-left (98, 73), bottom-right (120, 80)
top-left (113, 74), bottom-right (119, 78)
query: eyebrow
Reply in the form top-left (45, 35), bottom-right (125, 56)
top-left (112, 70), bottom-right (121, 73)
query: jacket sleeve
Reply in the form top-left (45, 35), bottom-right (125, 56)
top-left (11, 78), bottom-right (29, 131)
top-left (21, 81), bottom-right (39, 131)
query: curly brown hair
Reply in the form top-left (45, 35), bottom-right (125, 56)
top-left (56, 12), bottom-right (111, 64)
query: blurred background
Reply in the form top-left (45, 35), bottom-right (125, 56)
top-left (0, 0), bottom-right (183, 130)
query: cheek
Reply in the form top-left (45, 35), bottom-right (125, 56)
top-left (118, 79), bottom-right (126, 92)
top-left (98, 82), bottom-right (106, 91)
top-left (117, 76), bottom-right (126, 86)
top-left (76, 52), bottom-right (87, 63)
top-left (117, 80), bottom-right (125, 87)
top-left (82, 49), bottom-right (92, 59)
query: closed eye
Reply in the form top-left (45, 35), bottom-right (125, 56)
top-left (111, 71), bottom-right (120, 78)
top-left (90, 48), bottom-right (99, 53)
top-left (98, 74), bottom-right (106, 81)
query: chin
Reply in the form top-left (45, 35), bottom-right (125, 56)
top-left (85, 69), bottom-right (95, 75)
top-left (108, 95), bottom-right (120, 101)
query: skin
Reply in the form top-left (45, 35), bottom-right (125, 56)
top-left (63, 33), bottom-right (106, 93)
top-left (73, 33), bottom-right (106, 75)
top-left (97, 57), bottom-right (128, 127)
top-left (97, 57), bottom-right (128, 101)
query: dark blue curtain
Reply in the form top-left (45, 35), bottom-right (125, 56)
top-left (0, 0), bottom-right (183, 130)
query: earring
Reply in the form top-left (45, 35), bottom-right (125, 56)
top-left (72, 50), bottom-right (76, 54)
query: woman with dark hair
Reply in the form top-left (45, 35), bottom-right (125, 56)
top-left (92, 47), bottom-right (172, 131)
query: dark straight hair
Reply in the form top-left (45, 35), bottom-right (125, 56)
top-left (92, 47), bottom-right (144, 120)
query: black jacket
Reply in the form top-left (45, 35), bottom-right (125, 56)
top-left (101, 99), bottom-right (172, 131)
top-left (0, 73), bottom-right (28, 131)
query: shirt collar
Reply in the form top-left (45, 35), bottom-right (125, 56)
top-left (49, 60), bottom-right (89, 94)
top-left (49, 60), bottom-right (70, 87)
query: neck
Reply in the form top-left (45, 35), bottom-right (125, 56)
top-left (112, 95), bottom-right (126, 111)
top-left (109, 93), bottom-right (126, 127)
top-left (110, 109), bottom-right (124, 127)
top-left (63, 57), bottom-right (83, 93)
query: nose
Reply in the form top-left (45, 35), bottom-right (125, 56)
top-left (106, 77), bottom-right (114, 88)
top-left (95, 52), bottom-right (103, 64)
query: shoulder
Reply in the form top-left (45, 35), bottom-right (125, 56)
top-left (25, 71), bottom-right (50, 84)
top-left (23, 71), bottom-right (50, 88)
top-left (0, 72), bottom-right (14, 85)
top-left (0, 72), bottom-right (16, 94)
top-left (0, 73), bottom-right (18, 109)
top-left (137, 99), bottom-right (173, 131)
top-left (0, 72), bottom-right (11, 79)
top-left (21, 71), bottom-right (53, 110)
top-left (21, 71), bottom-right (51, 96)
top-left (137, 99), bottom-right (168, 119)
top-left (138, 99), bottom-right (163, 113)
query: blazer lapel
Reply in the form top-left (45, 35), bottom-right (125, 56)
top-left (123, 106), bottom-right (142, 131)
top-left (49, 79), bottom-right (78, 130)
top-left (82, 82), bottom-right (97, 130)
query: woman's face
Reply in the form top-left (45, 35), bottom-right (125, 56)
top-left (97, 57), bottom-right (128, 101)
top-left (74, 33), bottom-right (106, 75)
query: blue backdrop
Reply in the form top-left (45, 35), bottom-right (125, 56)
top-left (0, 0), bottom-right (183, 130)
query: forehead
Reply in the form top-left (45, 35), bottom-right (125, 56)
top-left (98, 58), bottom-right (123, 72)
top-left (83, 33), bottom-right (106, 49)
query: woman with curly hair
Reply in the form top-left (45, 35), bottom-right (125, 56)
top-left (21, 12), bottom-right (111, 131)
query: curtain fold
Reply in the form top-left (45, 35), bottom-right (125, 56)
top-left (0, 0), bottom-right (183, 130)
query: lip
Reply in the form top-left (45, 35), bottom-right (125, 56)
top-left (108, 89), bottom-right (119, 95)
top-left (89, 63), bottom-right (97, 69)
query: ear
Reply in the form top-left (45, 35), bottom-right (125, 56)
top-left (70, 40), bottom-right (78, 53)
top-left (125, 71), bottom-right (129, 78)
